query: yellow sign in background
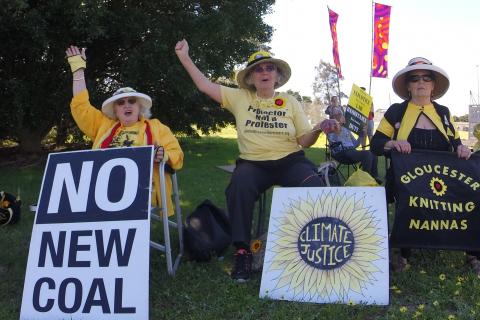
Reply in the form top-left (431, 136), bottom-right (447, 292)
top-left (347, 84), bottom-right (372, 117)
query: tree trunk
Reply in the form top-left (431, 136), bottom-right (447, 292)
top-left (17, 128), bottom-right (47, 153)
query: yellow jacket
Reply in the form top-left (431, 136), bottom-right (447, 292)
top-left (71, 90), bottom-right (184, 215)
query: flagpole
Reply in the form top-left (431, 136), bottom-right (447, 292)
top-left (336, 69), bottom-right (341, 104)
top-left (368, 1), bottom-right (375, 95)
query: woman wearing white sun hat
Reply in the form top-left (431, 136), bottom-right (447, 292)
top-left (65, 45), bottom-right (184, 214)
top-left (175, 39), bottom-right (338, 282)
top-left (371, 57), bottom-right (473, 273)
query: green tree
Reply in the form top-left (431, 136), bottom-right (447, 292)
top-left (453, 114), bottom-right (469, 122)
top-left (285, 89), bottom-right (312, 104)
top-left (0, 0), bottom-right (274, 152)
top-left (312, 60), bottom-right (346, 106)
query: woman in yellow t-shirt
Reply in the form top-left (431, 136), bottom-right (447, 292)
top-left (65, 45), bottom-right (184, 214)
top-left (175, 39), bottom-right (337, 282)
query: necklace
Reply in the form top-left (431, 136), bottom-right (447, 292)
top-left (255, 91), bottom-right (276, 99)
top-left (253, 91), bottom-right (286, 109)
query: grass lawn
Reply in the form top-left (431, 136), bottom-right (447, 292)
top-left (1, 133), bottom-right (479, 320)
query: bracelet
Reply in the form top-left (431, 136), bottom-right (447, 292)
top-left (73, 77), bottom-right (84, 81)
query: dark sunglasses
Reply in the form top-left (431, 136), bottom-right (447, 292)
top-left (115, 98), bottom-right (137, 106)
top-left (408, 74), bottom-right (434, 83)
top-left (253, 64), bottom-right (276, 73)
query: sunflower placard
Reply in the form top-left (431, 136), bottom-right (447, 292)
top-left (259, 187), bottom-right (389, 305)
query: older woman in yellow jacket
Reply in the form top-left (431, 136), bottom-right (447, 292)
top-left (66, 45), bottom-right (183, 214)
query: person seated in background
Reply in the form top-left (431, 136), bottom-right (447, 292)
top-left (65, 45), bottom-right (184, 214)
top-left (325, 95), bottom-right (343, 119)
top-left (175, 39), bottom-right (338, 282)
top-left (327, 108), bottom-right (379, 180)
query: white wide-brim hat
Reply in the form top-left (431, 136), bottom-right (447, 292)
top-left (101, 87), bottom-right (152, 119)
top-left (236, 51), bottom-right (291, 90)
top-left (392, 57), bottom-right (449, 100)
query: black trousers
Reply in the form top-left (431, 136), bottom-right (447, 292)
top-left (226, 151), bottom-right (324, 247)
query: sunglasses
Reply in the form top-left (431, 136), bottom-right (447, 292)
top-left (253, 64), bottom-right (276, 73)
top-left (115, 98), bottom-right (137, 106)
top-left (408, 74), bottom-right (434, 83)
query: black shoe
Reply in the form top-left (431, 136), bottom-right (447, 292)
top-left (231, 249), bottom-right (252, 282)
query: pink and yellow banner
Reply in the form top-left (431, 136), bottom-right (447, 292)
top-left (371, 3), bottom-right (391, 78)
top-left (328, 8), bottom-right (343, 79)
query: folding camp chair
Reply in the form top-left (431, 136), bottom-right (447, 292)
top-left (216, 164), bottom-right (267, 238)
top-left (325, 141), bottom-right (358, 183)
top-left (150, 162), bottom-right (183, 276)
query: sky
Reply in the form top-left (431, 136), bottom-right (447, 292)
top-left (264, 0), bottom-right (480, 116)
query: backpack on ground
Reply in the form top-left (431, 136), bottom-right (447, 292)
top-left (183, 199), bottom-right (231, 262)
top-left (318, 161), bottom-right (342, 186)
top-left (0, 191), bottom-right (21, 226)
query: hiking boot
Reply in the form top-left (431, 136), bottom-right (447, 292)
top-left (467, 255), bottom-right (480, 276)
top-left (231, 249), bottom-right (252, 282)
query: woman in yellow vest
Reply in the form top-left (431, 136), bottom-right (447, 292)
top-left (175, 39), bottom-right (337, 282)
top-left (371, 57), bottom-right (473, 273)
top-left (65, 45), bottom-right (183, 214)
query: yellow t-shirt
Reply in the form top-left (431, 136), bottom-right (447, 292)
top-left (109, 123), bottom-right (143, 147)
top-left (221, 86), bottom-right (312, 161)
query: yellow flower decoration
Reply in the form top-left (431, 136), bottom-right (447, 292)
top-left (272, 97), bottom-right (286, 109)
top-left (399, 306), bottom-right (407, 313)
top-left (252, 96), bottom-right (287, 109)
top-left (448, 315), bottom-right (456, 320)
top-left (430, 177), bottom-right (447, 196)
top-left (417, 304), bottom-right (425, 310)
top-left (250, 239), bottom-right (263, 253)
top-left (439, 273), bottom-right (446, 281)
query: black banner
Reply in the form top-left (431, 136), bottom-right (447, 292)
top-left (390, 150), bottom-right (480, 251)
top-left (344, 105), bottom-right (367, 135)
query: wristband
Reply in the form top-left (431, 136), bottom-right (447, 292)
top-left (67, 55), bottom-right (86, 73)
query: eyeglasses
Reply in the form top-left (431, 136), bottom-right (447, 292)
top-left (253, 64), bottom-right (276, 73)
top-left (115, 98), bottom-right (137, 106)
top-left (408, 74), bottom-right (434, 83)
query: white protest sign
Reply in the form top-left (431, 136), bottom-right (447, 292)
top-left (260, 187), bottom-right (389, 305)
top-left (21, 146), bottom-right (153, 319)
